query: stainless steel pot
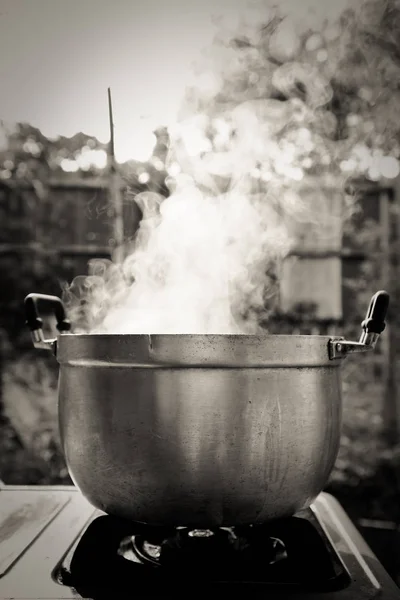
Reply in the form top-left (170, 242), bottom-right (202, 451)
top-left (25, 291), bottom-right (389, 527)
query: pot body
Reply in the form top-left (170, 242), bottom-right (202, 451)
top-left (57, 334), bottom-right (343, 527)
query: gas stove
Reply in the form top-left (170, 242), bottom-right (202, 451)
top-left (0, 485), bottom-right (399, 599)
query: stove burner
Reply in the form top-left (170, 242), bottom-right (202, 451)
top-left (127, 525), bottom-right (287, 571)
top-left (56, 511), bottom-right (351, 594)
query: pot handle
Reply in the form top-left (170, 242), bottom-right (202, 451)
top-left (329, 290), bottom-right (389, 359)
top-left (360, 290), bottom-right (389, 342)
top-left (24, 293), bottom-right (71, 351)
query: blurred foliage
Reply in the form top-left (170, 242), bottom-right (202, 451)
top-left (0, 410), bottom-right (71, 485)
top-left (0, 121), bottom-right (170, 193)
top-left (0, 122), bottom-right (107, 181)
top-left (167, 0), bottom-right (400, 192)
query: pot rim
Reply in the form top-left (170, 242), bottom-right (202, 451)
top-left (56, 333), bottom-right (344, 368)
top-left (58, 333), bottom-right (337, 339)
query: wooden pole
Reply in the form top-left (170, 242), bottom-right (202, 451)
top-left (107, 88), bottom-right (124, 264)
top-left (389, 174), bottom-right (400, 442)
top-left (380, 187), bottom-right (398, 443)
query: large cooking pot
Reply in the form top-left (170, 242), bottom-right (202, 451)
top-left (25, 291), bottom-right (388, 527)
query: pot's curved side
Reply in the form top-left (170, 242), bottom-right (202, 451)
top-left (58, 361), bottom-right (342, 527)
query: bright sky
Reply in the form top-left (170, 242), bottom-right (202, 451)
top-left (0, 0), bottom-right (236, 162)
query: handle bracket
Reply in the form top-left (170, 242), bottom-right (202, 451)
top-left (329, 339), bottom-right (376, 360)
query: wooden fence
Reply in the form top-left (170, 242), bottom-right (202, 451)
top-left (0, 175), bottom-right (394, 324)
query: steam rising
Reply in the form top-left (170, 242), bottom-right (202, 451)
top-left (64, 182), bottom-right (297, 333)
top-left (63, 0), bottom-right (392, 334)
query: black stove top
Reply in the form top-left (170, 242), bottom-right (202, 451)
top-left (55, 509), bottom-right (351, 595)
top-left (1, 487), bottom-right (400, 599)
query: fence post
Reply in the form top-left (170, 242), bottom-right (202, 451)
top-left (0, 328), bottom-right (3, 409)
top-left (381, 185), bottom-right (398, 443)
